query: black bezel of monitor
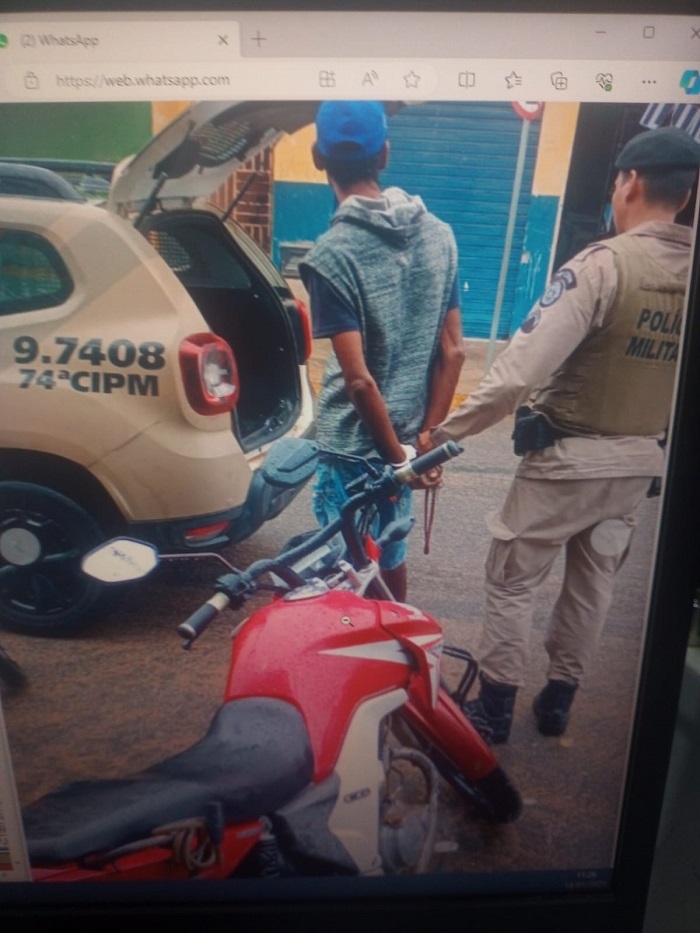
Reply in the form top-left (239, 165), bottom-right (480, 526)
top-left (2, 2), bottom-right (699, 931)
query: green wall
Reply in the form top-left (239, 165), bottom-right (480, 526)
top-left (0, 103), bottom-right (152, 161)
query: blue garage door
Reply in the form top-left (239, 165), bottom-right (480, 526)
top-left (382, 102), bottom-right (540, 340)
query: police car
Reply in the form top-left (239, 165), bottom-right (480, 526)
top-left (0, 161), bottom-right (85, 202)
top-left (0, 101), bottom-right (318, 636)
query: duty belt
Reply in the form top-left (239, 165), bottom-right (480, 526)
top-left (511, 406), bottom-right (572, 456)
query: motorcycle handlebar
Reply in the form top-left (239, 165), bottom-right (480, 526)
top-left (393, 440), bottom-right (463, 486)
top-left (175, 441), bottom-right (464, 646)
top-left (177, 591), bottom-right (230, 647)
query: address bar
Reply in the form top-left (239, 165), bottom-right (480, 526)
top-left (5, 60), bottom-right (435, 102)
top-left (3, 59), bottom-right (696, 104)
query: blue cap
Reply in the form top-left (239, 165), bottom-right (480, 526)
top-left (315, 101), bottom-right (388, 162)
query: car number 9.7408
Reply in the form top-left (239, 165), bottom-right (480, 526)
top-left (12, 336), bottom-right (165, 396)
top-left (13, 336), bottom-right (166, 369)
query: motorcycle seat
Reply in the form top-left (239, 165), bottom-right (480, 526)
top-left (22, 696), bottom-right (314, 864)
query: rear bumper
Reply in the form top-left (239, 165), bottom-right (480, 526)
top-left (127, 436), bottom-right (315, 551)
top-left (126, 506), bottom-right (244, 552)
top-left (225, 464), bottom-right (308, 545)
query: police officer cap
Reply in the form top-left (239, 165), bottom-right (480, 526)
top-left (615, 127), bottom-right (700, 170)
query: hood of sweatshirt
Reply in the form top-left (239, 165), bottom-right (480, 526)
top-left (331, 186), bottom-right (427, 246)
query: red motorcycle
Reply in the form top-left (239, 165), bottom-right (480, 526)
top-left (21, 439), bottom-right (521, 881)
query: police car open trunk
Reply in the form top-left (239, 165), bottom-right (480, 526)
top-left (140, 207), bottom-right (309, 451)
top-left (107, 100), bottom-right (318, 451)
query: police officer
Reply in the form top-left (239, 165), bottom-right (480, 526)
top-left (420, 126), bottom-right (700, 744)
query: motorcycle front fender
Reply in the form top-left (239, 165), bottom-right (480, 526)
top-left (400, 687), bottom-right (499, 782)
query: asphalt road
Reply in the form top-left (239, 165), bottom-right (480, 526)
top-left (0, 413), bottom-right (661, 881)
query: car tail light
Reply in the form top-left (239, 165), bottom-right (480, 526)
top-left (294, 298), bottom-right (313, 363)
top-left (284, 298), bottom-right (313, 366)
top-left (184, 521), bottom-right (231, 545)
top-left (282, 296), bottom-right (313, 364)
top-left (179, 333), bottom-right (239, 416)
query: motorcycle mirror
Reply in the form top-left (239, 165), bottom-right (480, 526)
top-left (82, 537), bottom-right (159, 583)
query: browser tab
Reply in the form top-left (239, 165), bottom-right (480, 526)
top-left (0, 19), bottom-right (241, 63)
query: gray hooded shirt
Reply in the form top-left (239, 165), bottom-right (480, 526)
top-left (300, 186), bottom-right (459, 457)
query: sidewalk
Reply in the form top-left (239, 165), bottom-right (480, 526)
top-left (308, 337), bottom-right (506, 410)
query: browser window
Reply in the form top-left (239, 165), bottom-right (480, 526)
top-left (0, 5), bottom-right (699, 925)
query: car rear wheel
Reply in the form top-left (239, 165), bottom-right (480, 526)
top-left (0, 482), bottom-right (116, 637)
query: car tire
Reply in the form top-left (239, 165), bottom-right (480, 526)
top-left (0, 482), bottom-right (117, 637)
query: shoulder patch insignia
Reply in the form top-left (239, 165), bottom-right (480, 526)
top-left (540, 279), bottom-right (564, 308)
top-left (520, 307), bottom-right (541, 333)
top-left (539, 267), bottom-right (577, 308)
top-left (556, 268), bottom-right (577, 290)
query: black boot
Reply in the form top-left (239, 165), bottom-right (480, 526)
top-left (533, 680), bottom-right (578, 737)
top-left (464, 674), bottom-right (518, 745)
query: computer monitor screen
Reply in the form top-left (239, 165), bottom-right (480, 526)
top-left (1, 4), bottom-right (699, 930)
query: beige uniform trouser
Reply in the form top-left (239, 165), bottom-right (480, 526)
top-left (479, 474), bottom-right (651, 687)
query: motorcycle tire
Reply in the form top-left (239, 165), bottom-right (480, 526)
top-left (390, 714), bottom-right (522, 824)
top-left (0, 644), bottom-right (26, 690)
top-left (439, 757), bottom-right (523, 824)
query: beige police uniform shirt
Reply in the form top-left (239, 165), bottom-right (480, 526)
top-left (433, 220), bottom-right (693, 480)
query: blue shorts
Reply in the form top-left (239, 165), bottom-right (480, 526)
top-left (312, 460), bottom-right (412, 571)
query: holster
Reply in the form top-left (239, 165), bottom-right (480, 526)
top-left (511, 406), bottom-right (569, 456)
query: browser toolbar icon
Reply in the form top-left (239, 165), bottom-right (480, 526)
top-left (680, 69), bottom-right (700, 95)
top-left (505, 71), bottom-right (522, 89)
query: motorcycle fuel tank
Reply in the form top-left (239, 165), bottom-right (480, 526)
top-left (224, 589), bottom-right (442, 780)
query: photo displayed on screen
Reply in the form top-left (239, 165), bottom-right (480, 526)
top-left (0, 32), bottom-right (699, 896)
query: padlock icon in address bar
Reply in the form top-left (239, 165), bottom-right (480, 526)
top-left (24, 71), bottom-right (40, 90)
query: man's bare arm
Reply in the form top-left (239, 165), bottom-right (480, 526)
top-left (331, 330), bottom-right (406, 463)
top-left (419, 307), bottom-right (465, 435)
